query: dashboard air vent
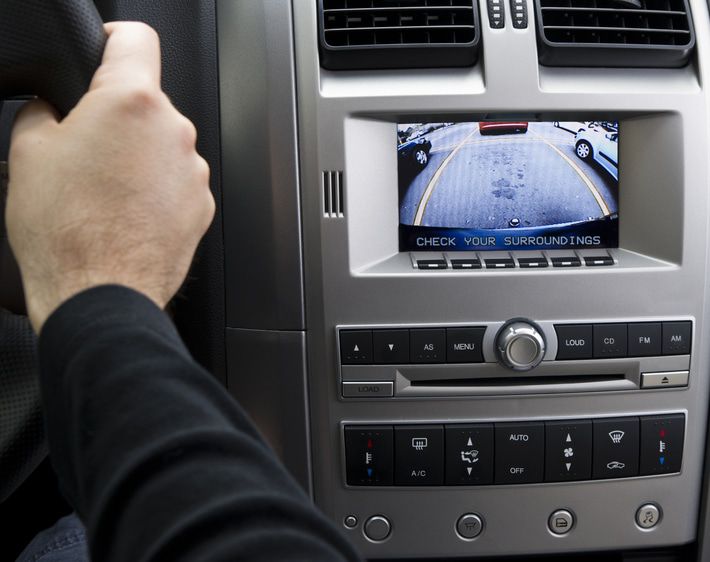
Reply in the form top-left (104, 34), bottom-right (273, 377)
top-left (535, 0), bottom-right (695, 67)
top-left (318, 0), bottom-right (481, 70)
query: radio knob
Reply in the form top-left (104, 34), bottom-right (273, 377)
top-left (496, 321), bottom-right (546, 371)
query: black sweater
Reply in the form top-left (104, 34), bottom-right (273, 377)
top-left (39, 285), bottom-right (361, 562)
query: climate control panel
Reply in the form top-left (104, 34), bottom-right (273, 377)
top-left (344, 414), bottom-right (685, 487)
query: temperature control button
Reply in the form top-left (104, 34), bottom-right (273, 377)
top-left (345, 426), bottom-right (393, 486)
top-left (640, 414), bottom-right (685, 475)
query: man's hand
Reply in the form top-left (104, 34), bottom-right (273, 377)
top-left (6, 22), bottom-right (214, 332)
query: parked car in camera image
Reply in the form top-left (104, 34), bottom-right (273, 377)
top-left (553, 121), bottom-right (588, 134)
top-left (479, 121), bottom-right (528, 135)
top-left (397, 136), bottom-right (432, 172)
top-left (574, 128), bottom-right (619, 181)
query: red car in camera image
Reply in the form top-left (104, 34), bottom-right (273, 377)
top-left (479, 121), bottom-right (529, 135)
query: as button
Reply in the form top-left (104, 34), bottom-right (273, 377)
top-left (410, 329), bottom-right (446, 363)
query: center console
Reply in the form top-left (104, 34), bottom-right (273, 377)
top-left (295, 0), bottom-right (710, 556)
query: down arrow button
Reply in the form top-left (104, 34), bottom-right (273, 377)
top-left (373, 329), bottom-right (410, 364)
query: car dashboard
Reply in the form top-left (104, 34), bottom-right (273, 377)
top-left (5, 0), bottom-right (710, 560)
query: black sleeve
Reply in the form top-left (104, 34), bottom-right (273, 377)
top-left (38, 285), bottom-right (361, 562)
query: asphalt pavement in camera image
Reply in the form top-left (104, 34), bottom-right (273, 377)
top-left (399, 122), bottom-right (618, 229)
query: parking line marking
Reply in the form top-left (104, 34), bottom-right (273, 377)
top-left (541, 140), bottom-right (610, 216)
top-left (413, 126), bottom-right (479, 226)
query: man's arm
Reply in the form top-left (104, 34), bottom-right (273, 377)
top-left (7, 22), bottom-right (361, 561)
top-left (39, 285), bottom-right (359, 561)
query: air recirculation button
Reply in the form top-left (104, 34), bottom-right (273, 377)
top-left (497, 320), bottom-right (546, 371)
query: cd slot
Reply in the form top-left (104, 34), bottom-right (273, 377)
top-left (340, 354), bottom-right (691, 397)
top-left (411, 374), bottom-right (625, 387)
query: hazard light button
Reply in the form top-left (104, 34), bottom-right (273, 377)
top-left (544, 419), bottom-right (592, 482)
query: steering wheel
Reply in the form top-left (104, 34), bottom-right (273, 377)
top-left (0, 0), bottom-right (106, 503)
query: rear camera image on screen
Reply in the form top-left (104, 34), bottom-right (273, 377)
top-left (398, 121), bottom-right (619, 252)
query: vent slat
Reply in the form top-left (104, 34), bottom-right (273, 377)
top-left (323, 171), bottom-right (345, 218)
top-left (325, 25), bottom-right (476, 32)
top-left (536, 0), bottom-right (694, 67)
top-left (318, 0), bottom-right (480, 69)
top-left (324, 6), bottom-right (475, 13)
top-left (541, 7), bottom-right (687, 15)
top-left (543, 26), bottom-right (690, 33)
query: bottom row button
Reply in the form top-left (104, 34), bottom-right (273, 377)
top-left (548, 509), bottom-right (574, 535)
top-left (364, 515), bottom-right (391, 541)
top-left (456, 513), bottom-right (484, 540)
top-left (636, 504), bottom-right (661, 529)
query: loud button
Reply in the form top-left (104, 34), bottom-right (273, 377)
top-left (555, 325), bottom-right (593, 360)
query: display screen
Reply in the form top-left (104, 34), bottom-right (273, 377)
top-left (398, 121), bottom-right (619, 252)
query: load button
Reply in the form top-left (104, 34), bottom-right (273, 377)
top-left (555, 325), bottom-right (593, 360)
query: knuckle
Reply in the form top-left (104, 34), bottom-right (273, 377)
top-left (196, 157), bottom-right (211, 184)
top-left (112, 85), bottom-right (164, 115)
top-left (130, 21), bottom-right (160, 47)
top-left (179, 117), bottom-right (199, 148)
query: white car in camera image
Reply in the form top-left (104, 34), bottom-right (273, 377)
top-left (574, 128), bottom-right (619, 181)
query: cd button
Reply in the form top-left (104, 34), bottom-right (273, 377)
top-left (555, 324), bottom-right (593, 360)
top-left (593, 323), bottom-right (628, 358)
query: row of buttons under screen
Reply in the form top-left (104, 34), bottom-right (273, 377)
top-left (340, 321), bottom-right (692, 365)
top-left (413, 254), bottom-right (614, 270)
top-left (344, 415), bottom-right (684, 486)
